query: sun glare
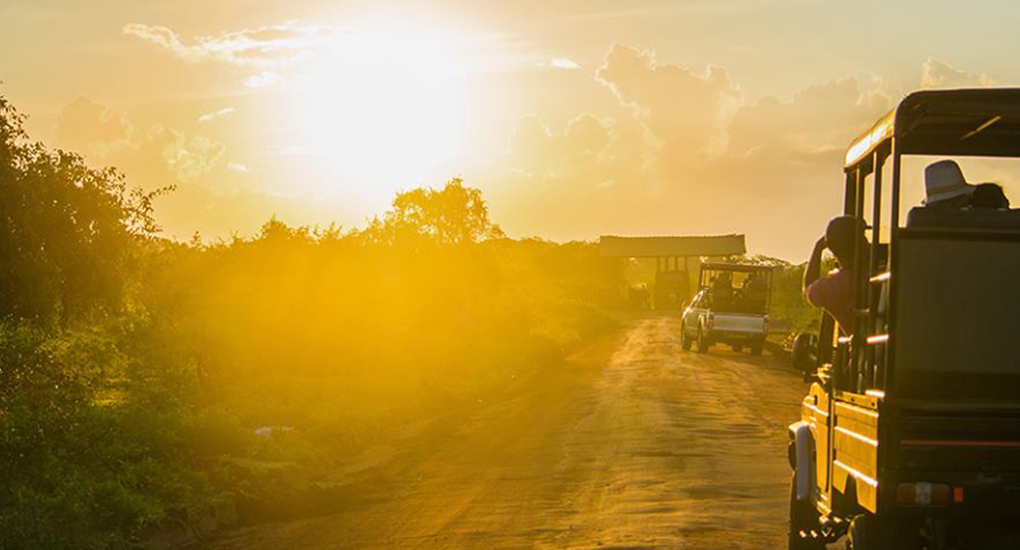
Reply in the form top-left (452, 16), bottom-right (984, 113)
top-left (291, 20), bottom-right (472, 206)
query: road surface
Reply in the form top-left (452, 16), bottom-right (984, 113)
top-left (203, 314), bottom-right (813, 549)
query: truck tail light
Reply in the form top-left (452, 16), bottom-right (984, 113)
top-left (896, 482), bottom-right (950, 506)
top-left (763, 315), bottom-right (769, 334)
top-left (707, 312), bottom-right (714, 330)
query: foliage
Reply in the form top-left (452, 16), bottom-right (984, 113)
top-left (0, 95), bottom-right (167, 326)
top-left (0, 95), bottom-right (622, 548)
top-left (362, 178), bottom-right (506, 246)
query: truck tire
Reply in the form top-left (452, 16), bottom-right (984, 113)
top-left (750, 339), bottom-right (764, 355)
top-left (846, 514), bottom-right (903, 550)
top-left (846, 514), bottom-right (877, 550)
top-left (696, 327), bottom-right (709, 353)
top-left (788, 474), bottom-right (825, 550)
top-left (681, 323), bottom-right (693, 350)
top-left (732, 343), bottom-right (744, 353)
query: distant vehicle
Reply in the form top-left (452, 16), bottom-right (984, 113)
top-left (680, 263), bottom-right (771, 355)
top-left (788, 89), bottom-right (1020, 550)
top-left (628, 284), bottom-right (651, 310)
top-left (654, 269), bottom-right (690, 310)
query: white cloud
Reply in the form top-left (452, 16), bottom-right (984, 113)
top-left (548, 58), bottom-right (581, 70)
top-left (198, 107), bottom-right (236, 123)
top-left (921, 57), bottom-right (995, 89)
top-left (596, 42), bottom-right (741, 166)
top-left (244, 71), bottom-right (283, 89)
top-left (227, 162), bottom-right (250, 173)
top-left (123, 22), bottom-right (333, 67)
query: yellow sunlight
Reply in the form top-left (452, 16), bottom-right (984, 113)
top-left (294, 20), bottom-right (471, 202)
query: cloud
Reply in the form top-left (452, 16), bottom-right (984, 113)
top-left (488, 42), bottom-right (906, 257)
top-left (54, 96), bottom-right (225, 188)
top-left (244, 71), bottom-right (283, 89)
top-left (920, 57), bottom-right (995, 89)
top-left (55, 95), bottom-right (131, 152)
top-left (727, 77), bottom-right (889, 158)
top-left (546, 58), bottom-right (581, 70)
top-left (118, 125), bottom-right (224, 185)
top-left (227, 162), bottom-right (249, 173)
top-left (591, 42), bottom-right (892, 196)
top-left (123, 22), bottom-right (333, 67)
top-left (198, 107), bottom-right (236, 123)
top-left (596, 43), bottom-right (741, 164)
top-left (506, 114), bottom-right (615, 178)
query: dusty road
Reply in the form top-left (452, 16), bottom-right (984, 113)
top-left (204, 314), bottom-right (812, 549)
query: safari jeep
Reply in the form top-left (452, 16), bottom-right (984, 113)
top-left (680, 262), bottom-right (771, 355)
top-left (788, 89), bottom-right (1020, 549)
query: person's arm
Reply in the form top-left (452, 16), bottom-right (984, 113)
top-left (803, 236), bottom-right (826, 295)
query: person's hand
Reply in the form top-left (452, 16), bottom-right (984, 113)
top-left (815, 235), bottom-right (827, 250)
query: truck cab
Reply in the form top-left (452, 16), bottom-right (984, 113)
top-left (788, 88), bottom-right (1020, 550)
top-left (680, 263), bottom-right (771, 355)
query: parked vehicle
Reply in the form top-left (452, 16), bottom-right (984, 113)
top-left (680, 263), bottom-right (771, 354)
top-left (654, 269), bottom-right (690, 310)
top-left (788, 88), bottom-right (1020, 549)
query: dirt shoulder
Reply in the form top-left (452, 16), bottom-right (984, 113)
top-left (200, 313), bottom-right (810, 550)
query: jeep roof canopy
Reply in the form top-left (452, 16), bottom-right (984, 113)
top-left (845, 88), bottom-right (1020, 171)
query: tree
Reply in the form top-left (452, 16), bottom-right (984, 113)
top-left (0, 94), bottom-right (164, 326)
top-left (384, 178), bottom-right (504, 245)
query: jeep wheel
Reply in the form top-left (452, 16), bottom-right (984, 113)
top-left (681, 324), bottom-right (693, 350)
top-left (848, 513), bottom-right (914, 550)
top-left (750, 340), bottom-right (764, 355)
top-left (788, 474), bottom-right (825, 550)
top-left (731, 343), bottom-right (744, 353)
top-left (696, 327), bottom-right (709, 353)
top-left (846, 514), bottom-right (879, 550)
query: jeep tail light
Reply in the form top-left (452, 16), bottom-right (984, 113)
top-left (707, 312), bottom-right (714, 330)
top-left (953, 486), bottom-right (964, 503)
top-left (896, 482), bottom-right (950, 506)
top-left (763, 315), bottom-right (769, 333)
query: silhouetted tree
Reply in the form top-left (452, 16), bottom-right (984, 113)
top-left (0, 95), bottom-right (164, 326)
top-left (381, 178), bottom-right (504, 245)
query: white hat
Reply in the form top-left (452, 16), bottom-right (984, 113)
top-left (923, 160), bottom-right (975, 205)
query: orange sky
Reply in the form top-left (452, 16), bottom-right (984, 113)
top-left (3, 0), bottom-right (1019, 259)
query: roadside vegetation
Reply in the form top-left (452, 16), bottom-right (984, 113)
top-left (0, 95), bottom-right (623, 549)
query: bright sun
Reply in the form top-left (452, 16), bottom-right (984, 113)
top-left (292, 21), bottom-right (472, 206)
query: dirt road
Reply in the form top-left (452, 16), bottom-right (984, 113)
top-left (203, 314), bottom-right (811, 549)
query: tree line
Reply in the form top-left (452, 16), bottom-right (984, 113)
top-left (0, 94), bottom-right (623, 549)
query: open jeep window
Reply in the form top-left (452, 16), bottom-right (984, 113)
top-left (896, 156), bottom-right (1020, 224)
top-left (889, 155), bottom-right (1020, 400)
top-left (699, 266), bottom-right (770, 315)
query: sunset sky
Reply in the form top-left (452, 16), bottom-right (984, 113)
top-left (3, 0), bottom-right (1019, 259)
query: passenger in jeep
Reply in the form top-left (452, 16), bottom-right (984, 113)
top-left (922, 159), bottom-right (975, 208)
top-left (803, 216), bottom-right (866, 334)
top-left (971, 182), bottom-right (1010, 209)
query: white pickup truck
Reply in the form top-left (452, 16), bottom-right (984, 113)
top-left (680, 263), bottom-right (772, 355)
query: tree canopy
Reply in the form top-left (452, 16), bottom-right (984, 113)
top-left (0, 96), bottom-right (164, 326)
top-left (366, 178), bottom-right (505, 245)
